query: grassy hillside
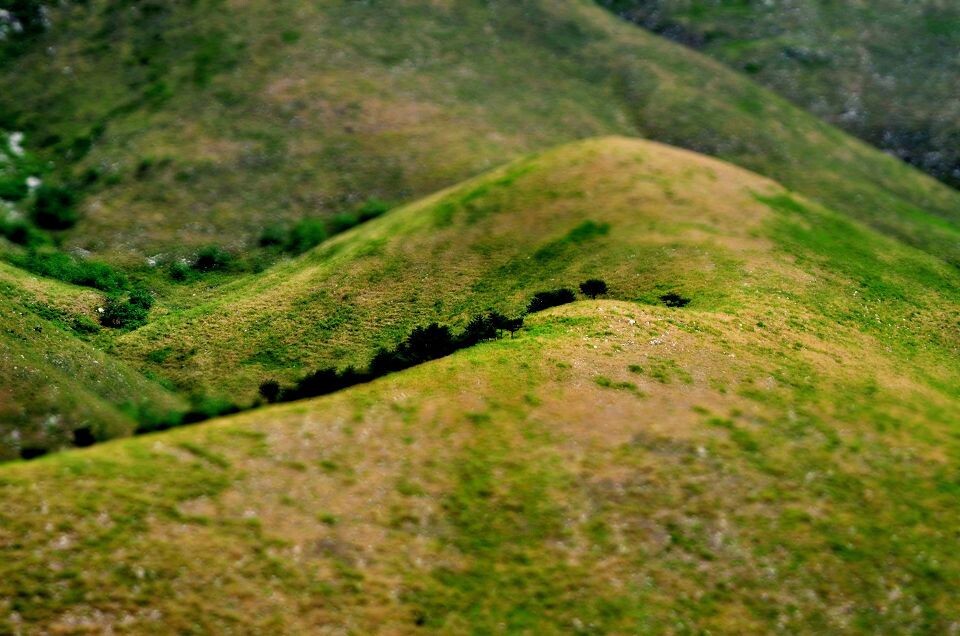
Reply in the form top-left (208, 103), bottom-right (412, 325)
top-left (2, 298), bottom-right (958, 633)
top-left (0, 0), bottom-right (958, 267)
top-left (0, 261), bottom-right (185, 459)
top-left (598, 0), bottom-right (960, 188)
top-left (119, 137), bottom-right (960, 405)
top-left (118, 136), bottom-right (787, 400)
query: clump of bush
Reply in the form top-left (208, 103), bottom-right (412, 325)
top-left (257, 198), bottom-right (392, 256)
top-left (284, 219), bottom-right (328, 254)
top-left (166, 245), bottom-right (237, 280)
top-left (0, 218), bottom-right (47, 248)
top-left (31, 184), bottom-right (79, 230)
top-left (99, 286), bottom-right (153, 330)
top-left (659, 292), bottom-right (691, 308)
top-left (579, 279), bottom-right (608, 299)
top-left (193, 245), bottom-right (235, 272)
top-left (527, 288), bottom-right (577, 313)
top-left (13, 250), bottom-right (128, 292)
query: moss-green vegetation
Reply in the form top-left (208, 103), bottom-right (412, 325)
top-left (0, 0), bottom-right (957, 268)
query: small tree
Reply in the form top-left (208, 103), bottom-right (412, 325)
top-left (579, 279), bottom-right (608, 299)
top-left (490, 312), bottom-right (524, 338)
top-left (503, 316), bottom-right (524, 338)
top-left (403, 323), bottom-right (455, 363)
top-left (461, 313), bottom-right (498, 346)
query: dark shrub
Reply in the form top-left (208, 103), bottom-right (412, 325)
top-left (259, 224), bottom-right (287, 247)
top-left (403, 323), bottom-right (456, 363)
top-left (527, 288), bottom-right (576, 313)
top-left (128, 286), bottom-right (154, 310)
top-left (193, 245), bottom-right (234, 272)
top-left (460, 313), bottom-right (499, 347)
top-left (369, 347), bottom-right (407, 376)
top-left (0, 219), bottom-right (46, 247)
top-left (20, 446), bottom-right (48, 460)
top-left (72, 427), bottom-right (96, 448)
top-left (286, 219), bottom-right (327, 254)
top-left (357, 198), bottom-right (391, 222)
top-left (100, 294), bottom-right (149, 329)
top-left (579, 279), bottom-right (608, 299)
top-left (288, 367), bottom-right (350, 401)
top-left (31, 184), bottom-right (79, 230)
top-left (259, 380), bottom-right (281, 404)
top-left (659, 292), bottom-right (691, 308)
top-left (330, 212), bottom-right (359, 234)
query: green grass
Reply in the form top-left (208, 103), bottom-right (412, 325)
top-left (0, 0), bottom-right (957, 268)
top-left (117, 137), bottom-right (788, 400)
top-left (113, 136), bottom-right (960, 410)
top-left (1, 298), bottom-right (958, 632)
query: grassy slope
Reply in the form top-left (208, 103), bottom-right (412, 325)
top-left (119, 136), bottom-right (960, 404)
top-left (0, 0), bottom-right (958, 266)
top-left (0, 261), bottom-right (185, 459)
top-left (118, 136), bottom-right (789, 399)
top-left (2, 297), bottom-right (958, 633)
top-left (598, 0), bottom-right (960, 188)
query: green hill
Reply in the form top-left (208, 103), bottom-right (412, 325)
top-left (0, 261), bottom-right (185, 459)
top-left (598, 0), bottom-right (960, 188)
top-left (1, 131), bottom-right (957, 636)
top-left (0, 0), bottom-right (958, 268)
top-left (118, 137), bottom-right (960, 405)
top-left (0, 4), bottom-right (958, 631)
top-left (2, 295), bottom-right (958, 632)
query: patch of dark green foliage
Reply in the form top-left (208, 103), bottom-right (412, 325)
top-left (99, 286), bottom-right (153, 330)
top-left (12, 250), bottom-right (128, 292)
top-left (659, 292), bottom-right (691, 308)
top-left (31, 184), bottom-right (79, 230)
top-left (270, 310), bottom-right (524, 403)
top-left (579, 279), bottom-right (608, 298)
top-left (258, 198), bottom-right (391, 255)
top-left (527, 288), bottom-right (577, 313)
top-left (132, 309), bottom-right (525, 438)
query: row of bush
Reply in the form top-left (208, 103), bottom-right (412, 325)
top-left (6, 249), bottom-right (157, 329)
top-left (258, 199), bottom-right (391, 255)
top-left (134, 309), bottom-right (525, 436)
top-left (261, 310), bottom-right (526, 404)
top-left (164, 200), bottom-right (391, 282)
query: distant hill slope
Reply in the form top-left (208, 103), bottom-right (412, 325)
top-left (118, 137), bottom-right (960, 406)
top-left (2, 298), bottom-right (958, 633)
top-left (598, 0), bottom-right (960, 188)
top-left (0, 262), bottom-right (185, 459)
top-left (1, 0), bottom-right (958, 266)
